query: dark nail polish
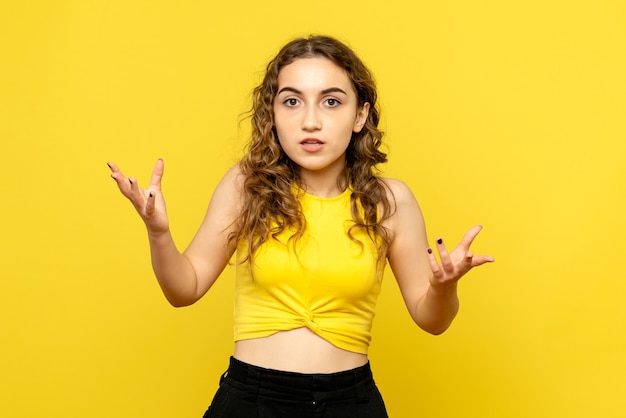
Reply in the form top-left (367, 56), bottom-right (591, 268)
top-left (106, 162), bottom-right (111, 168)
top-left (427, 248), bottom-right (432, 254)
top-left (437, 238), bottom-right (443, 245)
top-left (149, 192), bottom-right (153, 198)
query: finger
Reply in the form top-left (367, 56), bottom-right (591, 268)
top-left (107, 161), bottom-right (124, 182)
top-left (463, 251), bottom-right (474, 268)
top-left (436, 238), bottom-right (454, 274)
top-left (458, 225), bottom-right (483, 251)
top-left (426, 248), bottom-right (444, 279)
top-left (471, 254), bottom-right (495, 267)
top-left (149, 158), bottom-right (164, 191)
top-left (107, 162), bottom-right (134, 196)
top-left (107, 161), bottom-right (121, 173)
top-left (127, 176), bottom-right (148, 208)
top-left (145, 191), bottom-right (156, 216)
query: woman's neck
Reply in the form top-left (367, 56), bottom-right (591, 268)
top-left (299, 171), bottom-right (347, 198)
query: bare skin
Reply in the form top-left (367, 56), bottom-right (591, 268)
top-left (108, 57), bottom-right (494, 374)
top-left (108, 161), bottom-right (368, 373)
top-left (234, 328), bottom-right (368, 373)
top-left (108, 158), bottom-right (493, 372)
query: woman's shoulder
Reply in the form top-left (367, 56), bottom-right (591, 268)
top-left (210, 163), bottom-right (245, 209)
top-left (224, 162), bottom-right (242, 179)
top-left (218, 163), bottom-right (244, 190)
top-left (378, 177), bottom-right (417, 205)
top-left (377, 177), bottom-right (424, 233)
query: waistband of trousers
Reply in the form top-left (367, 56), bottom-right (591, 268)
top-left (223, 356), bottom-right (375, 400)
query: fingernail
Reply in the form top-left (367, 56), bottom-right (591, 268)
top-left (427, 248), bottom-right (432, 254)
top-left (129, 178), bottom-right (133, 185)
top-left (149, 192), bottom-right (153, 198)
top-left (437, 238), bottom-right (443, 245)
top-left (106, 162), bottom-right (111, 168)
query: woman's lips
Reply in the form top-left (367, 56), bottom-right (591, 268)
top-left (300, 138), bottom-right (325, 152)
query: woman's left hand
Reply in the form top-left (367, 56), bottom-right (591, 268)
top-left (426, 225), bottom-right (494, 289)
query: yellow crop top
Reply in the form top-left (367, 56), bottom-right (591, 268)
top-left (234, 187), bottom-right (385, 355)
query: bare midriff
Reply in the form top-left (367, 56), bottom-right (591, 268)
top-left (233, 327), bottom-right (368, 374)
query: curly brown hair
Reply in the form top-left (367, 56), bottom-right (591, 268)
top-left (231, 35), bottom-right (394, 267)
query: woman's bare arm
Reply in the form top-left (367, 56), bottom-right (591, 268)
top-left (108, 160), bottom-right (242, 307)
top-left (384, 179), bottom-right (494, 334)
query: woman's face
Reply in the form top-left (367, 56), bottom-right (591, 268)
top-left (273, 57), bottom-right (369, 187)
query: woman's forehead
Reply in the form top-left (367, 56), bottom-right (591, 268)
top-left (276, 57), bottom-right (354, 93)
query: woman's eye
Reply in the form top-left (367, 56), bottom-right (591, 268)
top-left (284, 98), bottom-right (299, 107)
top-left (325, 98), bottom-right (340, 107)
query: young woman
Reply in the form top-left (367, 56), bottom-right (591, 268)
top-left (108, 35), bottom-right (494, 417)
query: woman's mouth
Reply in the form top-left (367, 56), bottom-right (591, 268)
top-left (300, 138), bottom-right (325, 152)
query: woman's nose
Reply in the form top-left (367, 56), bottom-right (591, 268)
top-left (301, 106), bottom-right (322, 131)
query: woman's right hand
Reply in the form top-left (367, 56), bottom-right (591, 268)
top-left (107, 159), bottom-right (170, 235)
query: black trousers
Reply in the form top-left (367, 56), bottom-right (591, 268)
top-left (203, 357), bottom-right (389, 418)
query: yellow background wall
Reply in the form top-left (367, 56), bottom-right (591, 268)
top-left (1, 1), bottom-right (624, 417)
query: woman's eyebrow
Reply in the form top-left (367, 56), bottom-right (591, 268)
top-left (321, 87), bottom-right (347, 95)
top-left (276, 87), bottom-right (348, 95)
top-left (277, 87), bottom-right (302, 95)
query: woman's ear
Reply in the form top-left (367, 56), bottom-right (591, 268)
top-left (353, 102), bottom-right (370, 133)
